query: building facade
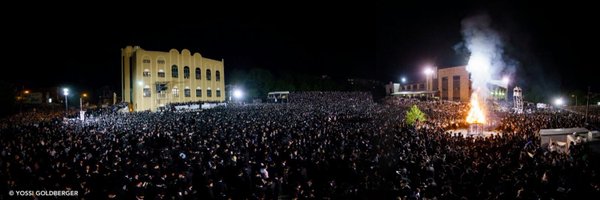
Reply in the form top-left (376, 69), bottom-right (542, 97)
top-left (427, 66), bottom-right (471, 102)
top-left (122, 46), bottom-right (225, 111)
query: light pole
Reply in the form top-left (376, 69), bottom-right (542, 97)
top-left (571, 94), bottom-right (577, 106)
top-left (424, 66), bottom-right (434, 100)
top-left (63, 88), bottom-right (69, 114)
top-left (233, 88), bottom-right (243, 104)
top-left (80, 93), bottom-right (87, 111)
top-left (553, 97), bottom-right (564, 126)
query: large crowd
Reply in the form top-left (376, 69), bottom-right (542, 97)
top-left (1, 92), bottom-right (599, 199)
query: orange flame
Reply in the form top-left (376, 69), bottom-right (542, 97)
top-left (466, 92), bottom-right (486, 124)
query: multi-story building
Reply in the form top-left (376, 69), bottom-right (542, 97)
top-left (426, 66), bottom-right (471, 102)
top-left (121, 46), bottom-right (225, 111)
top-left (386, 65), bottom-right (508, 102)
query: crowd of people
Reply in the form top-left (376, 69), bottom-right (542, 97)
top-left (1, 92), bottom-right (599, 199)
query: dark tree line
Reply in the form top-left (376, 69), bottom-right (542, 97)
top-left (228, 68), bottom-right (385, 100)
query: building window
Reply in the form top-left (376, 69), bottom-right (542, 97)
top-left (216, 70), bottom-right (221, 81)
top-left (143, 69), bottom-right (151, 77)
top-left (172, 65), bottom-right (178, 78)
top-left (157, 60), bottom-right (165, 64)
top-left (172, 87), bottom-right (179, 97)
top-left (196, 87), bottom-right (202, 97)
top-left (184, 66), bottom-right (190, 79)
top-left (207, 89), bottom-right (212, 97)
top-left (206, 69), bottom-right (211, 80)
top-left (195, 67), bottom-right (201, 79)
top-left (216, 89), bottom-right (221, 97)
top-left (143, 86), bottom-right (151, 97)
top-left (143, 59), bottom-right (151, 63)
top-left (158, 69), bottom-right (165, 78)
top-left (185, 88), bottom-right (191, 97)
top-left (442, 77), bottom-right (448, 100)
top-left (453, 75), bottom-right (460, 101)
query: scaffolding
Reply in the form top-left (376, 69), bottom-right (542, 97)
top-left (513, 86), bottom-right (523, 114)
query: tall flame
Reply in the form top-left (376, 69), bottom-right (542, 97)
top-left (466, 92), bottom-right (486, 124)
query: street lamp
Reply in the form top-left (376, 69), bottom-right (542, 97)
top-left (423, 66), bottom-right (434, 100)
top-left (401, 77), bottom-right (406, 83)
top-left (81, 93), bottom-right (88, 111)
top-left (571, 94), bottom-right (577, 106)
top-left (63, 88), bottom-right (69, 113)
top-left (423, 67), bottom-right (434, 89)
top-left (233, 89), bottom-right (243, 102)
top-left (554, 97), bottom-right (564, 107)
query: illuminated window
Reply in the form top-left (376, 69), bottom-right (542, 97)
top-left (143, 69), bottom-right (151, 77)
top-left (158, 69), bottom-right (165, 77)
top-left (172, 87), bottom-right (179, 97)
top-left (143, 85), bottom-right (151, 97)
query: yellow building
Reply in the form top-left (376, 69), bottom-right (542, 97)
top-left (121, 46), bottom-right (225, 111)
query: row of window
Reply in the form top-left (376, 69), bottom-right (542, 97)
top-left (143, 88), bottom-right (221, 98)
top-left (142, 66), bottom-right (221, 81)
top-left (143, 59), bottom-right (167, 64)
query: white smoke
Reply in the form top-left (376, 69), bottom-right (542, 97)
top-left (461, 14), bottom-right (509, 100)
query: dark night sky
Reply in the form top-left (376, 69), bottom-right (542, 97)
top-left (3, 1), bottom-right (598, 96)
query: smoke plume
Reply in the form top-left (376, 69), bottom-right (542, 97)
top-left (461, 14), bottom-right (514, 100)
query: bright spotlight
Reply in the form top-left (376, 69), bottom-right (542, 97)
top-left (423, 67), bottom-right (434, 75)
top-left (233, 89), bottom-right (243, 99)
top-left (401, 77), bottom-right (406, 83)
top-left (63, 88), bottom-right (69, 96)
top-left (502, 76), bottom-right (510, 85)
top-left (554, 98), bottom-right (564, 106)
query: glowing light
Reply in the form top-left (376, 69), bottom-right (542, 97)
top-left (233, 89), bottom-right (243, 99)
top-left (24, 90), bottom-right (30, 94)
top-left (82, 93), bottom-right (88, 97)
top-left (466, 92), bottom-right (486, 124)
top-left (137, 81), bottom-right (143, 86)
top-left (63, 88), bottom-right (69, 96)
top-left (502, 76), bottom-right (510, 85)
top-left (554, 98), bottom-right (564, 106)
top-left (401, 77), bottom-right (406, 83)
top-left (423, 67), bottom-right (434, 75)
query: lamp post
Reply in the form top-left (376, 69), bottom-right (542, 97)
top-left (80, 93), bottom-right (87, 111)
top-left (233, 88), bottom-right (243, 104)
top-left (553, 97), bottom-right (564, 126)
top-left (63, 88), bottom-right (69, 114)
top-left (424, 66), bottom-right (434, 100)
top-left (571, 94), bottom-right (577, 106)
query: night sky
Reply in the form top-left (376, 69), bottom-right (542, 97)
top-left (4, 1), bottom-right (598, 96)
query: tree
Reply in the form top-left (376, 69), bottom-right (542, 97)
top-left (405, 105), bottom-right (426, 126)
